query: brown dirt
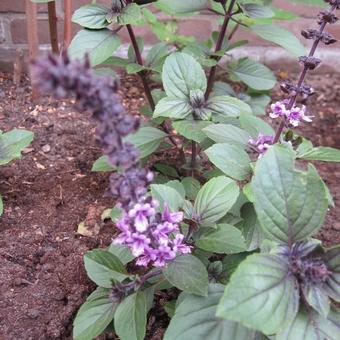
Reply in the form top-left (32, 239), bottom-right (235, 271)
top-left (0, 71), bottom-right (339, 340)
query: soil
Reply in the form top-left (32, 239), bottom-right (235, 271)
top-left (0, 70), bottom-right (339, 340)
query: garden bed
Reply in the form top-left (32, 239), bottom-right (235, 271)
top-left (0, 70), bottom-right (339, 339)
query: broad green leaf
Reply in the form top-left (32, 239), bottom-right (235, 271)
top-left (146, 42), bottom-right (170, 68)
top-left (94, 67), bottom-right (117, 78)
top-left (165, 180), bottom-right (186, 198)
top-left (163, 254), bottom-right (209, 296)
top-left (162, 53), bottom-right (207, 99)
top-left (92, 155), bottom-right (115, 172)
top-left (239, 203), bottom-right (264, 251)
top-left (252, 145), bottom-right (328, 243)
top-left (193, 176), bottom-right (239, 227)
top-left (69, 29), bottom-right (120, 66)
top-left (156, 0), bottom-right (209, 14)
top-left (276, 306), bottom-right (340, 340)
top-left (205, 144), bottom-right (252, 181)
top-left (250, 25), bottom-right (305, 56)
top-left (114, 290), bottom-right (149, 340)
top-left (222, 253), bottom-right (251, 283)
top-left (72, 4), bottom-right (109, 29)
top-left (241, 4), bottom-right (274, 18)
top-left (228, 58), bottom-right (276, 90)
top-left (125, 127), bottom-right (167, 158)
top-left (208, 95), bottom-right (252, 119)
top-left (164, 284), bottom-right (256, 340)
top-left (154, 97), bottom-right (192, 119)
top-left (324, 246), bottom-right (340, 302)
top-left (240, 112), bottom-right (275, 137)
top-left (298, 146), bottom-right (340, 162)
top-left (203, 124), bottom-right (250, 147)
top-left (151, 184), bottom-right (184, 211)
top-left (154, 163), bottom-right (179, 178)
top-left (126, 63), bottom-right (145, 74)
top-left (172, 120), bottom-right (212, 143)
top-left (0, 129), bottom-right (34, 165)
top-left (302, 283), bottom-right (330, 318)
top-left (164, 300), bottom-right (176, 318)
top-left (247, 94), bottom-right (271, 116)
top-left (217, 254), bottom-right (299, 335)
top-left (286, 0), bottom-right (325, 6)
top-left (196, 224), bottom-right (247, 254)
top-left (181, 177), bottom-right (201, 201)
top-left (108, 244), bottom-right (134, 265)
top-left (117, 3), bottom-right (142, 25)
top-left (73, 287), bottom-right (118, 340)
top-left (84, 249), bottom-right (129, 288)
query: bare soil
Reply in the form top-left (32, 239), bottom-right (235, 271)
top-left (0, 71), bottom-right (339, 339)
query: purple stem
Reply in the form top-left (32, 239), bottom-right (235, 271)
top-left (273, 4), bottom-right (337, 143)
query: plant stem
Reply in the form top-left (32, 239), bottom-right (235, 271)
top-left (125, 24), bottom-right (180, 149)
top-left (190, 140), bottom-right (197, 176)
top-left (205, 0), bottom-right (237, 99)
top-left (273, 4), bottom-right (336, 143)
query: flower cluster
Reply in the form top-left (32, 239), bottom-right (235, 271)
top-left (31, 53), bottom-right (151, 208)
top-left (249, 133), bottom-right (274, 157)
top-left (114, 198), bottom-right (191, 267)
top-left (269, 101), bottom-right (313, 127)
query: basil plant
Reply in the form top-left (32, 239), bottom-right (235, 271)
top-left (0, 129), bottom-right (34, 216)
top-left (36, 0), bottom-right (340, 339)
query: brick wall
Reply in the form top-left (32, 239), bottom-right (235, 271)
top-left (0, 0), bottom-right (339, 71)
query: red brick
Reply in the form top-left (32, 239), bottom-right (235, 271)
top-left (0, 0), bottom-right (46, 13)
top-left (11, 17), bottom-right (63, 44)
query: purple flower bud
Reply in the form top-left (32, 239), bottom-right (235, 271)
top-left (249, 133), bottom-right (274, 157)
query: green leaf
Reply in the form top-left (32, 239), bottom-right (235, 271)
top-left (217, 254), bottom-right (299, 335)
top-left (146, 42), bottom-right (170, 69)
top-left (0, 194), bottom-right (3, 216)
top-left (151, 184), bottom-right (184, 211)
top-left (125, 127), bottom-right (167, 158)
top-left (156, 0), bottom-right (209, 14)
top-left (92, 155), bottom-right (115, 172)
top-left (73, 287), bottom-right (118, 340)
top-left (117, 3), bottom-right (142, 25)
top-left (250, 25), bottom-right (305, 56)
top-left (222, 253), bottom-right (251, 283)
top-left (153, 97), bottom-right (192, 119)
top-left (276, 306), bottom-right (340, 340)
top-left (165, 180), bottom-right (186, 198)
top-left (164, 300), bottom-right (176, 318)
top-left (154, 163), bottom-right (179, 178)
top-left (164, 284), bottom-right (256, 340)
top-left (205, 144), bottom-right (252, 181)
top-left (163, 254), bottom-right (209, 296)
top-left (69, 29), bottom-right (120, 66)
top-left (228, 58), bottom-right (276, 90)
top-left (172, 120), bottom-right (212, 143)
top-left (302, 283), bottom-right (330, 318)
top-left (181, 177), bottom-right (201, 201)
top-left (324, 246), bottom-right (340, 302)
top-left (162, 53), bottom-right (207, 99)
top-left (203, 124), bottom-right (250, 147)
top-left (247, 94), bottom-right (271, 116)
top-left (114, 290), bottom-right (149, 340)
top-left (240, 112), bottom-right (275, 137)
top-left (126, 63), bottom-right (145, 74)
top-left (94, 67), bottom-right (117, 78)
top-left (72, 4), bottom-right (109, 29)
top-left (196, 224), bottom-right (247, 254)
top-left (298, 146), bottom-right (340, 162)
top-left (241, 4), bottom-right (274, 18)
top-left (108, 244), bottom-right (134, 265)
top-left (84, 249), bottom-right (129, 288)
top-left (0, 129), bottom-right (34, 165)
top-left (193, 176), bottom-right (239, 227)
top-left (252, 145), bottom-right (328, 243)
top-left (239, 203), bottom-right (264, 251)
top-left (208, 95), bottom-right (253, 120)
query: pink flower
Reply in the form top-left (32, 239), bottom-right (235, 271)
top-left (249, 133), bottom-right (274, 157)
top-left (270, 101), bottom-right (288, 119)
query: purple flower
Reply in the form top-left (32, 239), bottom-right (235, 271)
top-left (172, 234), bottom-right (192, 254)
top-left (129, 202), bottom-right (156, 232)
top-left (270, 101), bottom-right (288, 119)
top-left (249, 133), bottom-right (274, 157)
top-left (113, 197), bottom-right (190, 268)
top-left (130, 233), bottom-right (150, 257)
top-left (286, 105), bottom-right (313, 127)
top-left (162, 205), bottom-right (184, 224)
